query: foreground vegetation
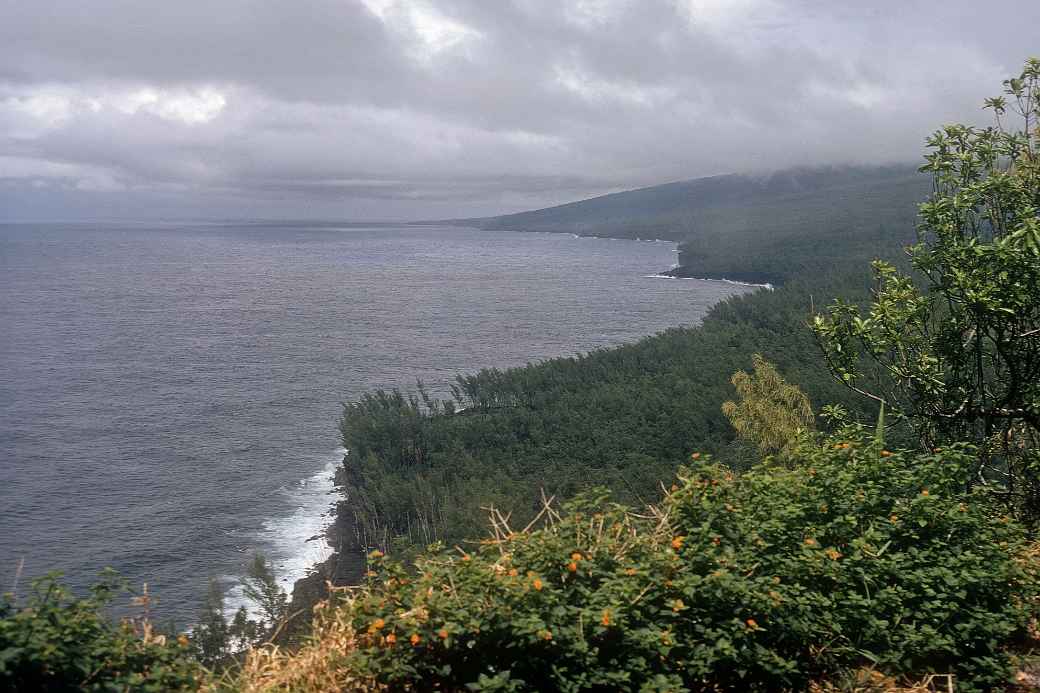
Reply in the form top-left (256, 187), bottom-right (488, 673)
top-left (244, 434), bottom-right (1040, 691)
top-left (1, 59), bottom-right (1037, 691)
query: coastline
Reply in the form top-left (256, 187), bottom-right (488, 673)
top-left (285, 461), bottom-right (367, 631)
top-left (282, 231), bottom-right (749, 617)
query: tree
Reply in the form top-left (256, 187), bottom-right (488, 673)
top-left (241, 553), bottom-right (289, 636)
top-left (191, 577), bottom-right (231, 668)
top-left (721, 354), bottom-right (814, 458)
top-left (814, 58), bottom-right (1040, 519)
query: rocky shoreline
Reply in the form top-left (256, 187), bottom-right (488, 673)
top-left (286, 470), bottom-right (366, 632)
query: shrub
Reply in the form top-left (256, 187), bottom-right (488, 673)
top-left (329, 436), bottom-right (1035, 691)
top-left (0, 570), bottom-right (204, 692)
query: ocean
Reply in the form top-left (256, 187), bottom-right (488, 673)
top-left (0, 221), bottom-right (752, 626)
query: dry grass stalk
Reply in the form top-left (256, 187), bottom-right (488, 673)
top-left (235, 593), bottom-right (382, 693)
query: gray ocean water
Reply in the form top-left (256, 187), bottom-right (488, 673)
top-left (0, 222), bottom-right (751, 625)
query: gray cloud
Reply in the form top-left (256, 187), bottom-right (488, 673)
top-left (1, 0), bottom-right (1036, 220)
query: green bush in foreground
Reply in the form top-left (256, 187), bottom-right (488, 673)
top-left (0, 570), bottom-right (203, 692)
top-left (337, 435), bottom-right (1036, 691)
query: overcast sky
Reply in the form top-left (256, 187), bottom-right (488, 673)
top-left (0, 0), bottom-right (1036, 221)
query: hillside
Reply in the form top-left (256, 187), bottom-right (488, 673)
top-left (465, 164), bottom-right (929, 285)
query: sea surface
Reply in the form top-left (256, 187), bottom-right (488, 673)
top-left (0, 222), bottom-right (752, 625)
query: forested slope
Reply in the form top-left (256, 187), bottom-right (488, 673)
top-left (342, 165), bottom-right (927, 557)
top-left (465, 166), bottom-right (927, 283)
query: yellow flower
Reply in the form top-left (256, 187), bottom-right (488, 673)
top-left (176, 634), bottom-right (189, 648)
top-left (368, 550), bottom-right (384, 559)
top-left (672, 599), bottom-right (685, 612)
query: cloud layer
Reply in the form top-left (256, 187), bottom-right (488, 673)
top-left (1, 0), bottom-right (1036, 220)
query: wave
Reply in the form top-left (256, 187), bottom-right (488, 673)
top-left (222, 448), bottom-right (344, 619)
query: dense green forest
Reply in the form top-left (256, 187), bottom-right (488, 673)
top-left (341, 166), bottom-right (925, 556)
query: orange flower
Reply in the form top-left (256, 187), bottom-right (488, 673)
top-left (368, 549), bottom-right (384, 559)
top-left (711, 536), bottom-right (721, 546)
top-left (690, 452), bottom-right (701, 460)
top-left (804, 537), bottom-right (816, 547)
top-left (671, 536), bottom-right (685, 550)
top-left (921, 489), bottom-right (929, 496)
top-left (880, 450), bottom-right (892, 457)
top-left (371, 618), bottom-right (385, 631)
top-left (460, 553), bottom-right (471, 562)
top-left (772, 576), bottom-right (781, 584)
top-left (571, 552), bottom-right (583, 561)
top-left (508, 568), bottom-right (518, 577)
top-left (533, 578), bottom-right (543, 591)
top-left (601, 609), bottom-right (612, 626)
top-left (825, 548), bottom-right (841, 561)
top-left (890, 515), bottom-right (898, 523)
top-left (410, 633), bottom-right (421, 646)
top-left (746, 618), bottom-right (759, 630)
top-left (176, 634), bottom-right (189, 648)
top-left (385, 633), bottom-right (397, 645)
top-left (568, 562), bottom-right (578, 572)
top-left (541, 630), bottom-right (553, 641)
top-left (625, 567), bottom-right (638, 576)
top-left (438, 628), bottom-right (449, 640)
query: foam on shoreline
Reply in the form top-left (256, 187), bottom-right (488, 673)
top-left (222, 448), bottom-right (344, 619)
top-left (643, 274), bottom-right (774, 290)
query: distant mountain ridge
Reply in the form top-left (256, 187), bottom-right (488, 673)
top-left (462, 164), bottom-right (931, 285)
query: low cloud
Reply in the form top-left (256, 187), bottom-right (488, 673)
top-left (1, 0), bottom-right (1036, 219)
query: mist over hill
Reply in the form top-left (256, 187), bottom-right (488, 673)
top-left (463, 164), bottom-right (930, 284)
